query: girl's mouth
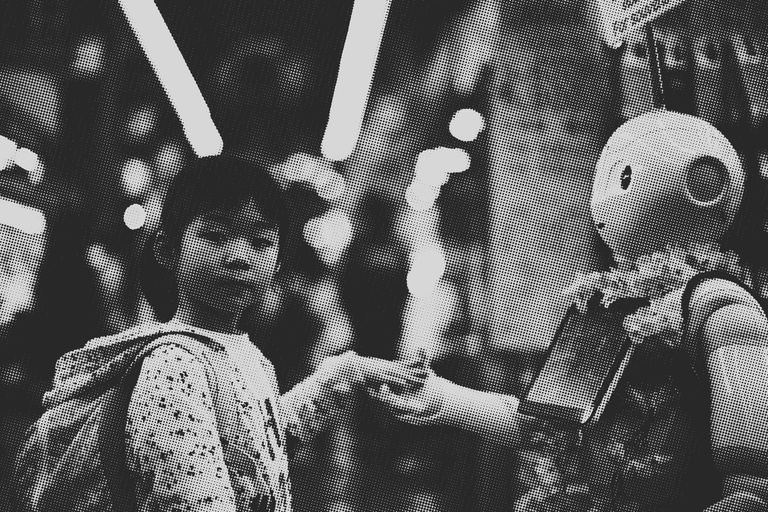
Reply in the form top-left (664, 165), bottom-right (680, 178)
top-left (220, 279), bottom-right (253, 292)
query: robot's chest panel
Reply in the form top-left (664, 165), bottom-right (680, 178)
top-left (515, 346), bottom-right (715, 512)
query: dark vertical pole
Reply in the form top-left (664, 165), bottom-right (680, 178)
top-left (645, 24), bottom-right (667, 110)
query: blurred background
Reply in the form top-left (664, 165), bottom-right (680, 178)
top-left (1, 0), bottom-right (768, 510)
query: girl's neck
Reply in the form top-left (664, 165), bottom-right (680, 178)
top-left (172, 302), bottom-right (245, 335)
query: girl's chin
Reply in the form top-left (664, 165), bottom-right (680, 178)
top-left (191, 295), bottom-right (251, 318)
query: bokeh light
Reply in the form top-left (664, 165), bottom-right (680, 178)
top-left (72, 36), bottom-right (105, 78)
top-left (14, 148), bottom-right (39, 174)
top-left (303, 209), bottom-right (353, 266)
top-left (124, 203), bottom-right (147, 230)
top-left (126, 106), bottom-right (157, 141)
top-left (154, 141), bottom-right (185, 181)
top-left (121, 158), bottom-right (152, 198)
top-left (449, 108), bottom-right (485, 142)
top-left (406, 244), bottom-right (446, 298)
top-left (0, 135), bottom-right (17, 171)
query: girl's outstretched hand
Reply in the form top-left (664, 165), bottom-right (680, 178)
top-left (316, 350), bottom-right (427, 404)
top-left (368, 350), bottom-right (447, 426)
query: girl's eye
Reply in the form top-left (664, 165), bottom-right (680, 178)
top-left (252, 238), bottom-right (275, 249)
top-left (202, 231), bottom-right (227, 244)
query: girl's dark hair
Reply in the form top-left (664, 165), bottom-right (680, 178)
top-left (140, 154), bottom-right (289, 321)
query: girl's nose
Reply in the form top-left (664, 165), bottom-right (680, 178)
top-left (224, 240), bottom-right (253, 270)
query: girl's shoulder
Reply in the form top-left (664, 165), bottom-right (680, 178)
top-left (82, 321), bottom-right (164, 350)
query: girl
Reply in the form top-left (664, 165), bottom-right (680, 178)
top-left (37, 154), bottom-right (425, 512)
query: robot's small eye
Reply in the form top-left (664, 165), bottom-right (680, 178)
top-left (620, 165), bottom-right (632, 190)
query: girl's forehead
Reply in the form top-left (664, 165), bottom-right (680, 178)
top-left (199, 199), bottom-right (278, 230)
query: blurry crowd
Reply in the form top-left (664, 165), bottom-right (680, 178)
top-left (0, 0), bottom-right (499, 510)
top-left (3, 0), bottom-right (768, 510)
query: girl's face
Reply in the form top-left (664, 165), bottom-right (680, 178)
top-left (172, 199), bottom-right (281, 333)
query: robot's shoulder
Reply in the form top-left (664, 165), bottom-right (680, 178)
top-left (682, 271), bottom-right (762, 323)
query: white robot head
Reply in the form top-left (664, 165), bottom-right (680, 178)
top-left (592, 110), bottom-right (745, 261)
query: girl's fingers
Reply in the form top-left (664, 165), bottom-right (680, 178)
top-left (364, 358), bottom-right (426, 385)
top-left (369, 384), bottom-right (431, 418)
top-left (370, 385), bottom-right (414, 411)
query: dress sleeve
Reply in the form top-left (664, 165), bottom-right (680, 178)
top-left (278, 374), bottom-right (338, 445)
top-left (278, 351), bottom-right (358, 445)
top-left (125, 344), bottom-right (237, 512)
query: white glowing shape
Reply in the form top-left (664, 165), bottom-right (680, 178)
top-left (14, 147), bottom-right (38, 173)
top-left (154, 141), bottom-right (185, 180)
top-left (121, 159), bottom-right (152, 198)
top-left (314, 171), bottom-right (347, 201)
top-left (414, 149), bottom-right (450, 187)
top-left (405, 182), bottom-right (440, 211)
top-left (449, 108), bottom-right (485, 142)
top-left (0, 135), bottom-right (17, 171)
top-left (303, 209), bottom-right (353, 266)
top-left (0, 197), bottom-right (46, 235)
top-left (433, 146), bottom-right (471, 173)
top-left (86, 243), bottom-right (123, 291)
top-left (3, 274), bottom-right (34, 314)
top-left (118, 0), bottom-right (223, 157)
top-left (280, 153), bottom-right (326, 183)
top-left (124, 203), bottom-right (147, 230)
top-left (321, 0), bottom-right (392, 161)
top-left (127, 107), bottom-right (156, 140)
top-left (406, 244), bottom-right (446, 298)
top-left (73, 38), bottom-right (105, 77)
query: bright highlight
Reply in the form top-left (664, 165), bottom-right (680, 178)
top-left (118, 0), bottom-right (223, 158)
top-left (321, 0), bottom-right (392, 162)
top-left (449, 109), bottom-right (485, 142)
top-left (124, 203), bottom-right (147, 230)
top-left (406, 244), bottom-right (446, 298)
top-left (0, 197), bottom-right (46, 235)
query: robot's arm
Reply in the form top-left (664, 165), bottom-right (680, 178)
top-left (372, 375), bottom-right (532, 448)
top-left (687, 277), bottom-right (768, 510)
top-left (430, 377), bottom-right (532, 447)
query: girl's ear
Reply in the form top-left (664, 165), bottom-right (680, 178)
top-left (153, 232), bottom-right (177, 270)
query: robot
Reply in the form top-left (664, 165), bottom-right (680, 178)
top-left (375, 110), bottom-right (768, 511)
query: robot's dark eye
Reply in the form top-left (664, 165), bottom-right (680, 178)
top-left (687, 157), bottom-right (728, 203)
top-left (620, 165), bottom-right (632, 190)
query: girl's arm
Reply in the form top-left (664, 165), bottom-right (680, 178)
top-left (279, 350), bottom-right (425, 444)
top-left (126, 344), bottom-right (237, 512)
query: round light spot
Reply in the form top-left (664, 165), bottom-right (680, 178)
top-left (126, 107), bottom-right (157, 141)
top-left (302, 210), bottom-right (352, 250)
top-left (154, 141), bottom-right (185, 181)
top-left (121, 159), bottom-right (152, 197)
top-left (72, 37), bottom-right (104, 77)
top-left (124, 203), bottom-right (147, 230)
top-left (449, 109), bottom-right (485, 142)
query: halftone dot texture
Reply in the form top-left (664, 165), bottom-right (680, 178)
top-left (4, 0), bottom-right (768, 512)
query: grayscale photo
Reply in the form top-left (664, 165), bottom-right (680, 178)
top-left (1, 0), bottom-right (768, 511)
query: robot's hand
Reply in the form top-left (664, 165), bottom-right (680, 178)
top-left (369, 370), bottom-right (447, 426)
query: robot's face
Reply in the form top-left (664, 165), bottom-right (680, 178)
top-left (592, 111), bottom-right (744, 261)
